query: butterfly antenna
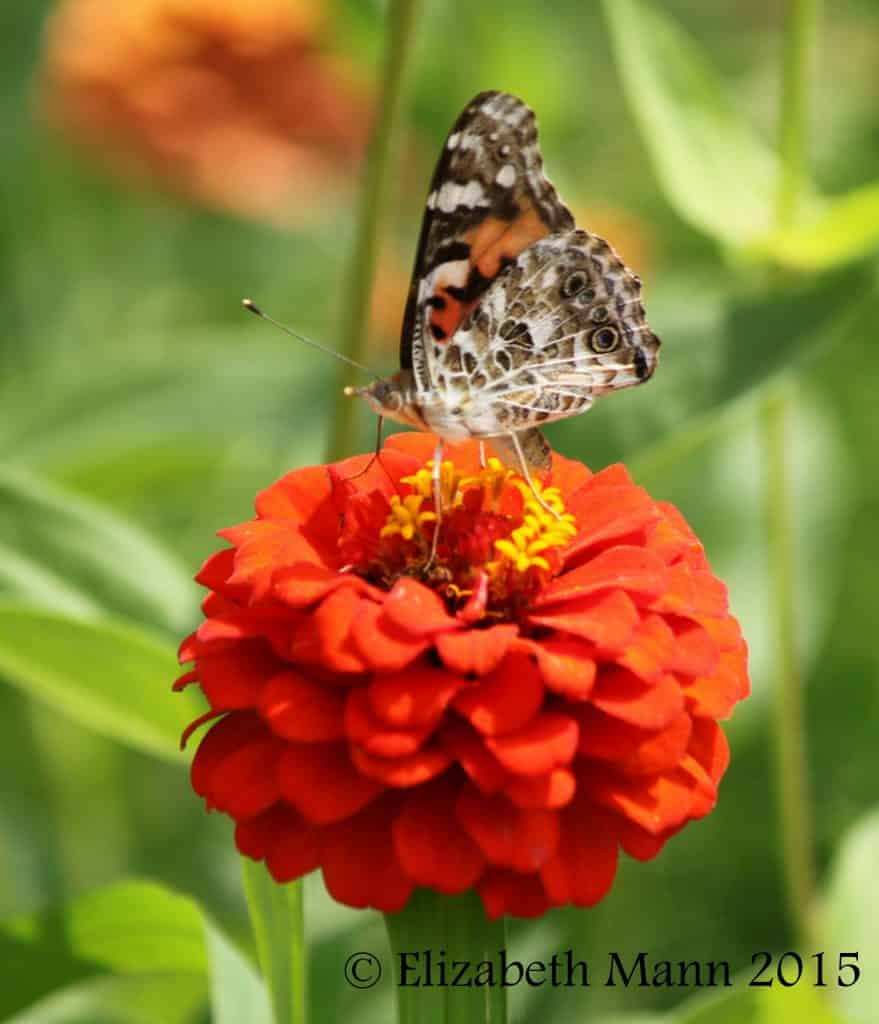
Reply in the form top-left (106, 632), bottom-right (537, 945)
top-left (242, 299), bottom-right (377, 377)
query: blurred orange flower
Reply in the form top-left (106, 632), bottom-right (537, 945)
top-left (572, 204), bottom-right (655, 277)
top-left (370, 245), bottom-right (411, 352)
top-left (38, 0), bottom-right (372, 224)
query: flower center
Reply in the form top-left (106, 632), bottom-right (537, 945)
top-left (342, 457), bottom-right (576, 618)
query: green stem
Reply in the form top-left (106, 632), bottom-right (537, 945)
top-left (325, 0), bottom-right (422, 462)
top-left (384, 890), bottom-right (507, 1024)
top-left (241, 858), bottom-right (306, 1024)
top-left (776, 0), bottom-right (821, 228)
top-left (762, 389), bottom-right (817, 948)
top-left (764, 0), bottom-right (821, 950)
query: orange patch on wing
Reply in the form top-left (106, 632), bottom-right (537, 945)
top-left (472, 203), bottom-right (550, 279)
top-left (465, 216), bottom-right (518, 268)
top-left (429, 289), bottom-right (474, 343)
top-left (426, 204), bottom-right (553, 345)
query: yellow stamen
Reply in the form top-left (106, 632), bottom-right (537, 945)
top-left (401, 459), bottom-right (464, 508)
top-left (378, 454), bottom-right (575, 580)
top-left (488, 472), bottom-right (576, 577)
top-left (379, 494), bottom-right (436, 541)
top-left (461, 457), bottom-right (517, 507)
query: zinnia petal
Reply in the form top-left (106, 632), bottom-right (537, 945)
top-left (367, 662), bottom-right (470, 727)
top-left (191, 714), bottom-right (281, 819)
top-left (287, 587), bottom-right (372, 673)
top-left (528, 589), bottom-right (640, 650)
top-left (590, 668), bottom-right (684, 729)
top-left (435, 623), bottom-right (519, 676)
top-left (532, 636), bottom-right (597, 698)
top-left (321, 796), bottom-right (414, 913)
top-left (381, 577), bottom-right (460, 637)
top-left (393, 776), bottom-right (485, 894)
top-left (453, 651), bottom-right (544, 735)
top-left (351, 601), bottom-right (430, 671)
top-left (540, 800), bottom-right (620, 907)
top-left (277, 742), bottom-right (384, 824)
top-left (535, 546), bottom-right (668, 606)
top-left (456, 785), bottom-right (560, 872)
top-left (259, 669), bottom-right (346, 741)
top-left (478, 869), bottom-right (551, 920)
top-left (485, 712), bottom-right (579, 776)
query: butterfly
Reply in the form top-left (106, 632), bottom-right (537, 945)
top-left (350, 91), bottom-right (660, 501)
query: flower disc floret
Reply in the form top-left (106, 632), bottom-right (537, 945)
top-left (348, 456), bottom-right (578, 618)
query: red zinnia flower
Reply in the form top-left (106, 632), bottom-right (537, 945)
top-left (177, 433), bottom-right (748, 919)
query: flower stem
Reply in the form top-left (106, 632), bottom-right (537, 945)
top-left (776, 0), bottom-right (820, 229)
top-left (325, 0), bottom-right (422, 462)
top-left (762, 388), bottom-right (816, 948)
top-left (241, 858), bottom-right (306, 1024)
top-left (384, 890), bottom-right (508, 1024)
top-left (763, 0), bottom-right (821, 950)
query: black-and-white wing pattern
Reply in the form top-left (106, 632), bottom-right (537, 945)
top-left (431, 230), bottom-right (659, 436)
top-left (400, 91), bottom-right (574, 393)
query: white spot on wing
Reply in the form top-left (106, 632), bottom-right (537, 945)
top-left (429, 259), bottom-right (470, 289)
top-left (495, 164), bottom-right (516, 188)
top-left (447, 132), bottom-right (460, 149)
top-left (436, 179), bottom-right (487, 213)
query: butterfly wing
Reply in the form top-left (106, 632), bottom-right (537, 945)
top-left (401, 91), bottom-right (574, 394)
top-left (439, 227), bottom-right (660, 458)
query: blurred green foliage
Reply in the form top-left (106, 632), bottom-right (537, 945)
top-left (1, 0), bottom-right (878, 1021)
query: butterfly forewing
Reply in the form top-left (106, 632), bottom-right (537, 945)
top-left (401, 91), bottom-right (574, 393)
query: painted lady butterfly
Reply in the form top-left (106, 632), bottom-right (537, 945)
top-left (350, 90), bottom-right (660, 494)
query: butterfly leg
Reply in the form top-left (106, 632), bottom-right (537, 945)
top-left (479, 441), bottom-right (487, 469)
top-left (508, 430), bottom-right (561, 521)
top-left (424, 437), bottom-right (445, 570)
top-left (341, 416), bottom-right (391, 485)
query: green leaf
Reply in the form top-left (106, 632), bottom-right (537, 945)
top-left (0, 603), bottom-right (204, 762)
top-left (0, 330), bottom-right (329, 477)
top-left (0, 879), bottom-right (274, 1023)
top-left (750, 181), bottom-right (879, 270)
top-left (668, 982), bottom-right (846, 1024)
top-left (603, 1017), bottom-right (666, 1024)
top-left (756, 985), bottom-right (847, 1024)
top-left (241, 859), bottom-right (306, 1024)
top-left (5, 973), bottom-right (206, 1024)
top-left (0, 881), bottom-right (207, 1019)
top-left (675, 987), bottom-right (760, 1024)
top-left (0, 465), bottom-right (194, 633)
top-left (714, 266), bottom-right (877, 409)
top-left (822, 806), bottom-right (879, 1024)
top-left (602, 0), bottom-right (813, 246)
top-left (206, 921), bottom-right (273, 1024)
top-left (556, 263), bottom-right (878, 480)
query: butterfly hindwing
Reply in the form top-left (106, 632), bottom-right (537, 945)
top-left (435, 228), bottom-right (660, 439)
top-left (401, 91), bottom-right (574, 393)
